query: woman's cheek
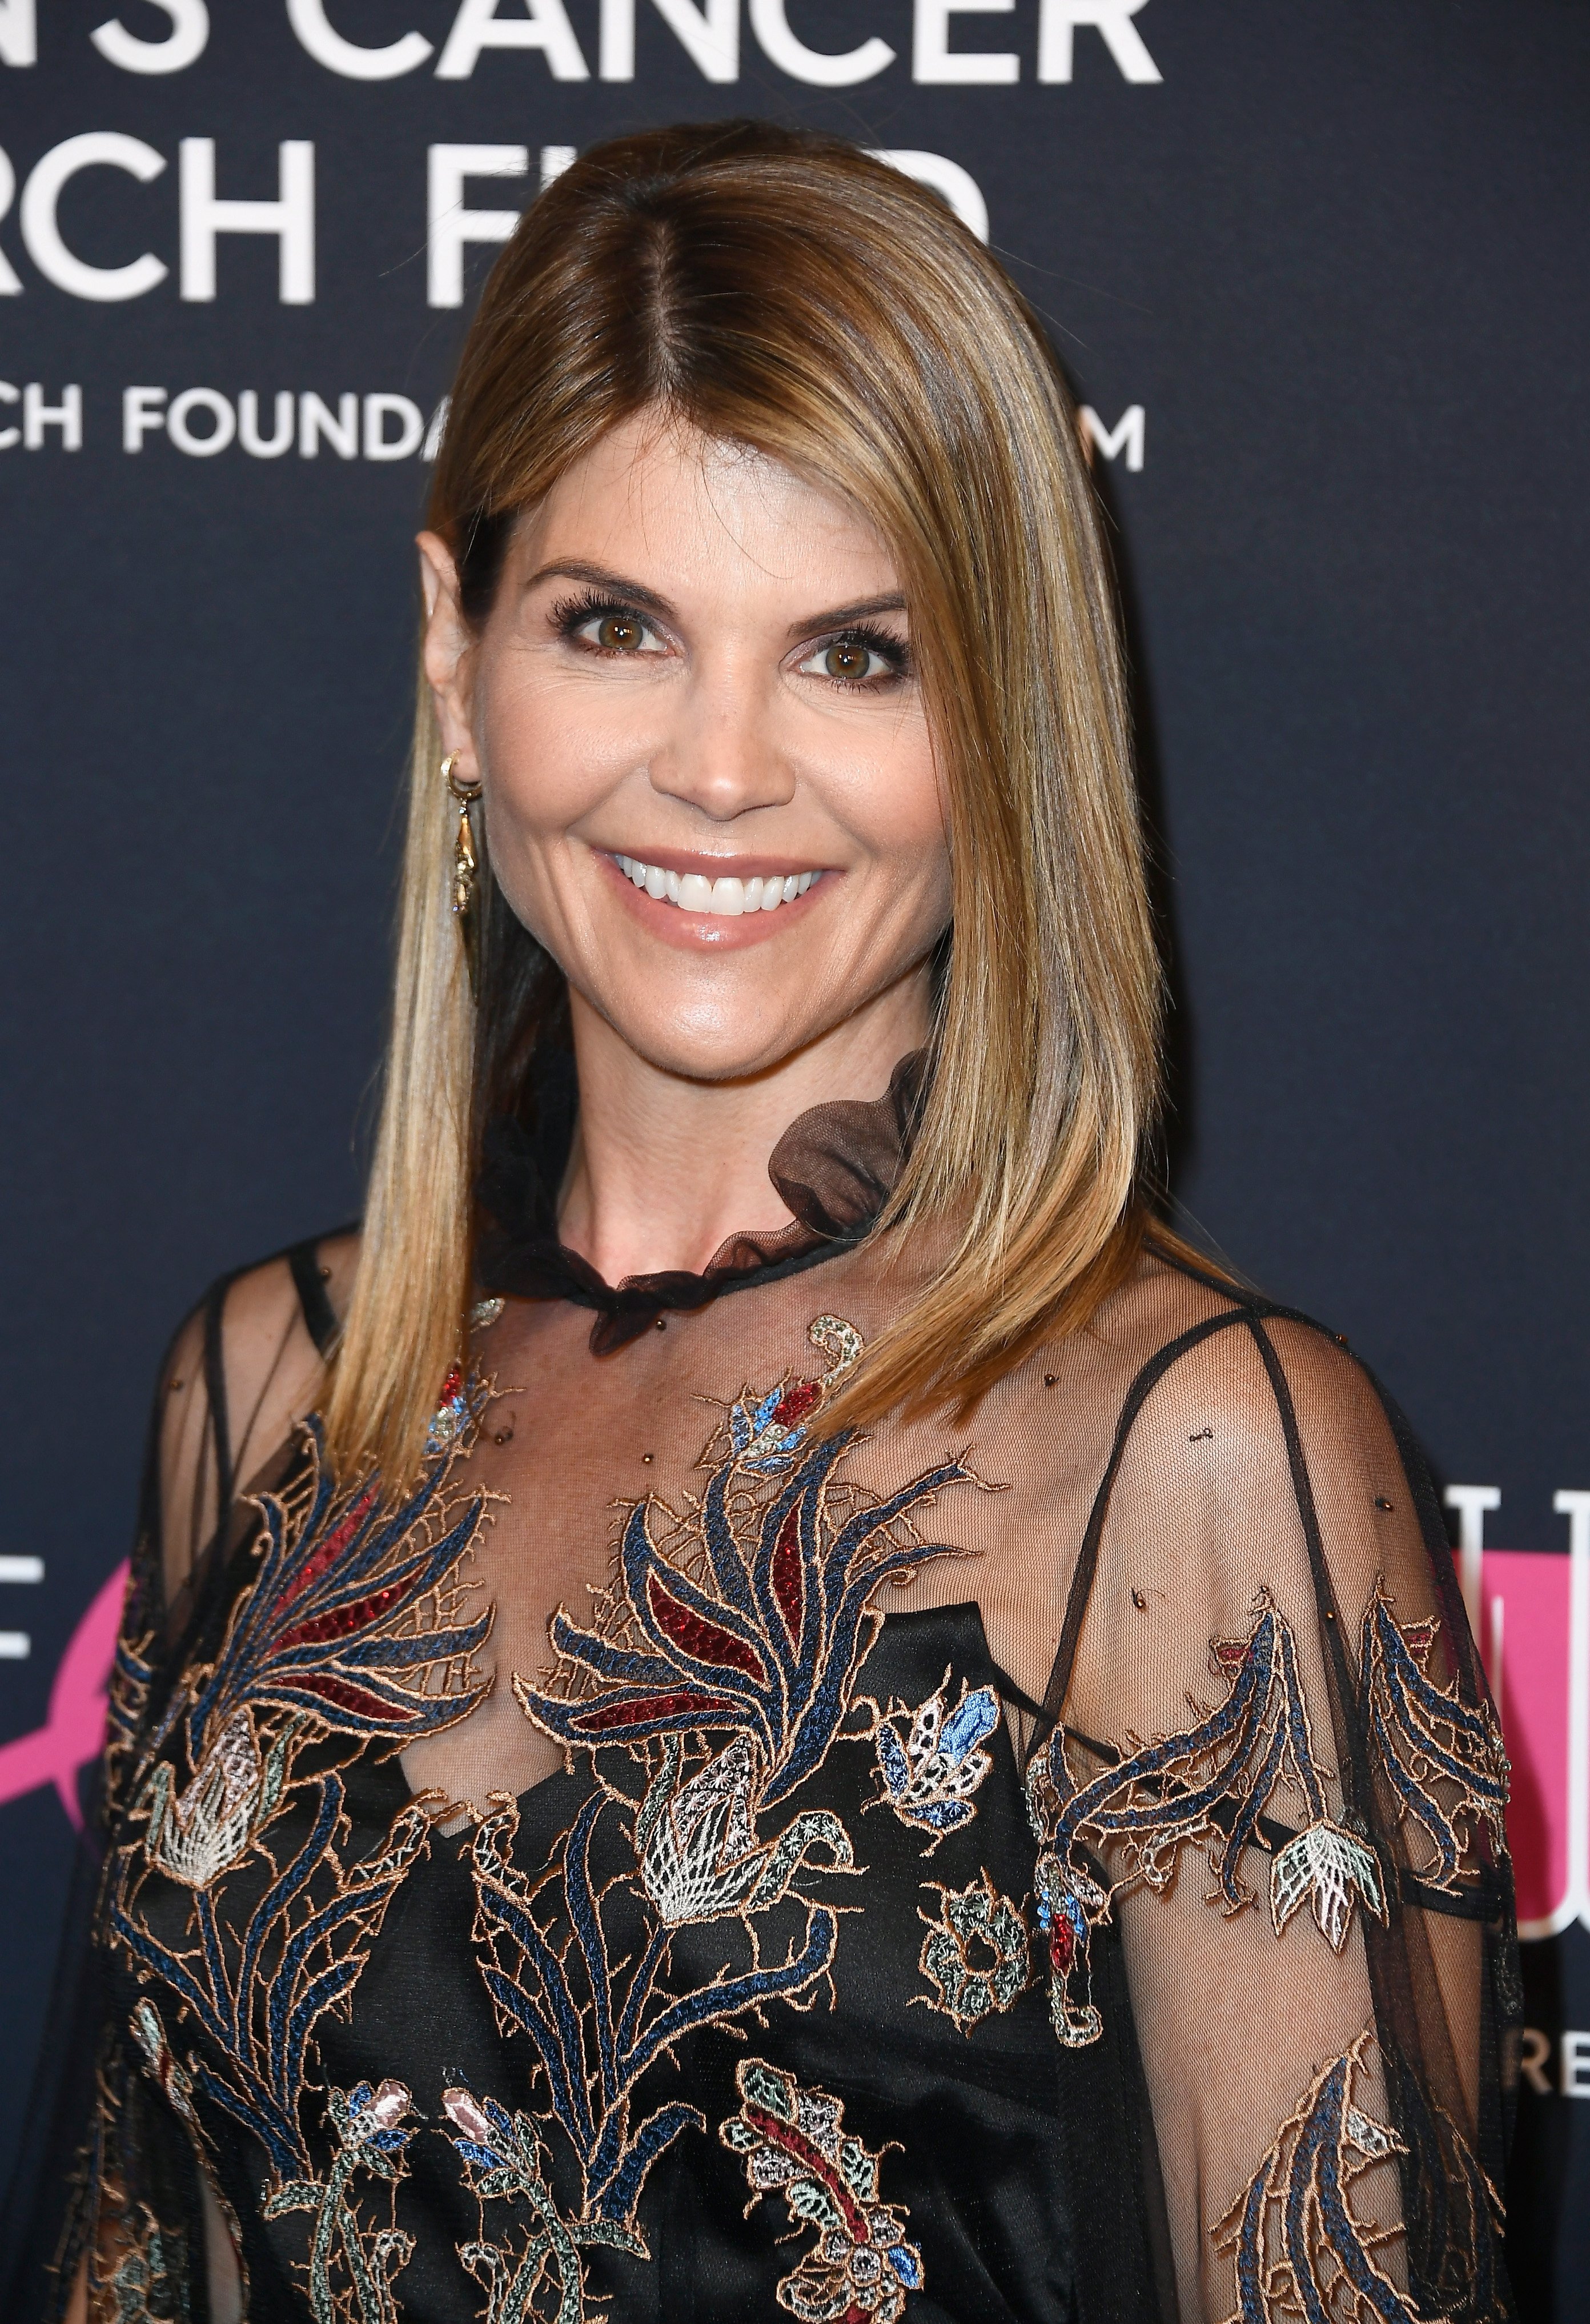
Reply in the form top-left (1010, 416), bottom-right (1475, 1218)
top-left (480, 698), bottom-right (607, 842)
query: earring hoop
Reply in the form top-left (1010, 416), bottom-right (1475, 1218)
top-left (442, 753), bottom-right (485, 994)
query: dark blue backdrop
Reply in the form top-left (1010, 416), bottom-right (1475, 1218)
top-left (2, 3), bottom-right (1586, 2311)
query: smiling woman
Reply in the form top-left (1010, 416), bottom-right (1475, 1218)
top-left (332, 123), bottom-right (1159, 1493)
top-left (13, 122), bottom-right (1516, 2324)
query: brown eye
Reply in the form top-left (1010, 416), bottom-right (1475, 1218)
top-left (823, 639), bottom-right (873, 680)
top-left (597, 612), bottom-right (645, 652)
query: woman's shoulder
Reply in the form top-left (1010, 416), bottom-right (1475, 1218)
top-left (1057, 1241), bottom-right (1452, 1726)
top-left (150, 1226), bottom-right (360, 1600)
top-left (212, 1224), bottom-right (360, 1352)
top-left (1081, 1236), bottom-right (1408, 1478)
top-left (170, 1224), bottom-right (360, 1437)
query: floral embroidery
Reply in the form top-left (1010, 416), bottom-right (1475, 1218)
top-left (1211, 2032), bottom-right (1501, 2324)
top-left (443, 2085), bottom-right (645, 2323)
top-left (468, 1789), bottom-right (839, 2239)
top-left (113, 1787), bottom-right (437, 2184)
top-left (101, 1424), bottom-right (491, 2315)
top-left (1026, 1596), bottom-right (1386, 2047)
top-left (137, 1416), bottom-right (490, 1888)
top-left (634, 1731), bottom-right (853, 1927)
top-left (427, 1361), bottom-right (479, 1456)
top-left (262, 2080), bottom-right (417, 2324)
top-left (460, 1328), bottom-right (978, 2309)
top-left (721, 2057), bottom-right (924, 2321)
top-left (728, 1315), bottom-right (863, 1474)
top-left (517, 1321), bottom-right (973, 1809)
top-left (130, 1999), bottom-right (201, 2134)
top-left (914, 1870), bottom-right (1030, 2034)
top-left (1029, 1851), bottom-right (1107, 2049)
top-left (1362, 1582), bottom-right (1509, 1888)
top-left (105, 1618), bottom-right (159, 1822)
top-left (864, 1670), bottom-right (999, 1849)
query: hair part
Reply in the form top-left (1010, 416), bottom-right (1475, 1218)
top-left (326, 120), bottom-right (1171, 1487)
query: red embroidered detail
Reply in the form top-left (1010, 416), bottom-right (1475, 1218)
top-left (437, 1362), bottom-right (464, 1407)
top-left (279, 1486), bottom-right (379, 1610)
top-left (294, 1674), bottom-right (407, 1721)
top-left (1402, 1618), bottom-right (1438, 1668)
top-left (742, 2102), bottom-right (872, 2240)
top-left (572, 1689), bottom-right (739, 1733)
top-left (278, 1584), bottom-right (405, 1651)
top-left (646, 1573), bottom-right (766, 1680)
top-left (1049, 1919), bottom-right (1075, 1977)
top-left (772, 1379), bottom-right (822, 1430)
top-left (771, 1505), bottom-right (804, 1646)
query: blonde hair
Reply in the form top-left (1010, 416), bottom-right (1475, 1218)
top-left (326, 120), bottom-right (1164, 1486)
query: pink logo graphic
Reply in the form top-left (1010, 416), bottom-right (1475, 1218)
top-left (0, 1561), bottom-right (128, 1827)
top-left (1480, 1511), bottom-right (1590, 1938)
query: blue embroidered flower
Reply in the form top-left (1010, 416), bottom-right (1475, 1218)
top-left (869, 1670), bottom-right (1000, 1846)
top-left (725, 1314), bottom-right (864, 1473)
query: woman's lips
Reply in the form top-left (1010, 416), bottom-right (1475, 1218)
top-left (613, 851), bottom-right (819, 916)
top-left (597, 847), bottom-right (832, 948)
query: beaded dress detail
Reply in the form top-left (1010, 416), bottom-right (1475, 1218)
top-left (4, 1065), bottom-right (1517, 2324)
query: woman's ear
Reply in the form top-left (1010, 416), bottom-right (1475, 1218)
top-left (417, 531), bottom-right (478, 772)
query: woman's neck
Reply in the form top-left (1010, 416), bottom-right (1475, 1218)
top-left (556, 976), bottom-right (931, 1284)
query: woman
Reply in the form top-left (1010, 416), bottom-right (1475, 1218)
top-left (14, 122), bottom-right (1514, 2324)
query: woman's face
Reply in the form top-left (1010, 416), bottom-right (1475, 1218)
top-left (420, 414), bottom-right (951, 1084)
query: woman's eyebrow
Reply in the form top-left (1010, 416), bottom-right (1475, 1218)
top-left (525, 559), bottom-right (676, 619)
top-left (788, 592), bottom-right (908, 639)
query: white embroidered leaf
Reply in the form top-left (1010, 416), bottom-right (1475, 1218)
top-left (1270, 1820), bottom-right (1384, 1950)
top-left (1344, 2104), bottom-right (1403, 2161)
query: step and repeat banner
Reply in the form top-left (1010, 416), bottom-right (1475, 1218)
top-left (1, 1), bottom-right (1586, 2311)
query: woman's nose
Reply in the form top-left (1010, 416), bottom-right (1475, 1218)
top-left (644, 661), bottom-right (797, 822)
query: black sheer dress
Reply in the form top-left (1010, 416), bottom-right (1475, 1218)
top-left (4, 1065), bottom-right (1517, 2323)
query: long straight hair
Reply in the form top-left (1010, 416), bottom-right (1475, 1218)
top-left (326, 121), bottom-right (1166, 1487)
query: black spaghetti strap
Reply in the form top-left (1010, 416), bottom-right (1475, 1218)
top-left (200, 1271), bottom-right (235, 1526)
top-left (286, 1237), bottom-right (340, 1357)
top-left (1025, 1302), bottom-right (1255, 1765)
top-left (1242, 1317), bottom-right (1371, 1807)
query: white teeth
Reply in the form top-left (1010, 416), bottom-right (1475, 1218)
top-left (613, 854), bottom-right (821, 916)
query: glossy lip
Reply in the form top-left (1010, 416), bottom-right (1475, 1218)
top-left (596, 845), bottom-right (836, 949)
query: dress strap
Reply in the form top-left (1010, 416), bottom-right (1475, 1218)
top-left (200, 1272), bottom-right (236, 1523)
top-left (285, 1237), bottom-right (341, 1357)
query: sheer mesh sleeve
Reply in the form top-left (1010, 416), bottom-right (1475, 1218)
top-left (1029, 1297), bottom-right (1517, 2324)
top-left (1, 1240), bottom-right (347, 2323)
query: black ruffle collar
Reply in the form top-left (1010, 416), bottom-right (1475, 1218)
top-left (475, 1049), bottom-right (925, 1353)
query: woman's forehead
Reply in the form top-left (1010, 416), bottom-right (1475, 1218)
top-left (514, 414), bottom-right (898, 592)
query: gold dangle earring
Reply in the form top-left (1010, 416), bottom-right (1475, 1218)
top-left (442, 752), bottom-right (485, 996)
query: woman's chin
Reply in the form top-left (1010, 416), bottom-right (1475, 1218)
top-left (574, 985), bottom-right (844, 1087)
